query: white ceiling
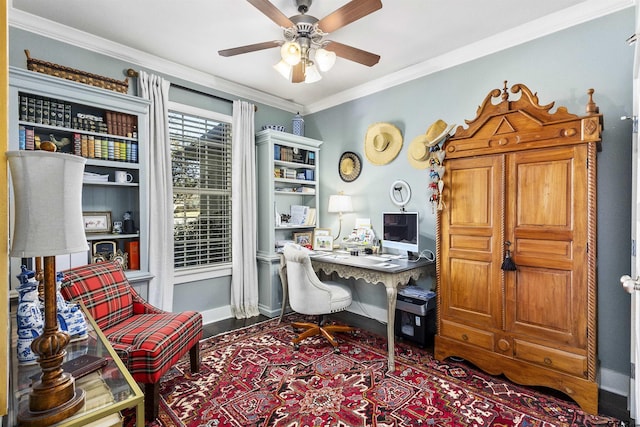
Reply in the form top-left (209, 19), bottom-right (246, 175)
top-left (9, 0), bottom-right (633, 113)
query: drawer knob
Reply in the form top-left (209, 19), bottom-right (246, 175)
top-left (544, 357), bottom-right (552, 366)
top-left (461, 334), bottom-right (469, 341)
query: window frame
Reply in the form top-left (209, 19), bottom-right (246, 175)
top-left (168, 101), bottom-right (233, 280)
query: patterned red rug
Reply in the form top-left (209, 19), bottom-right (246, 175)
top-left (141, 315), bottom-right (622, 426)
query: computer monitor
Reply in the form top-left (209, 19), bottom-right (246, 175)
top-left (382, 212), bottom-right (419, 256)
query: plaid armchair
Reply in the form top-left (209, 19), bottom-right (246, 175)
top-left (60, 261), bottom-right (202, 421)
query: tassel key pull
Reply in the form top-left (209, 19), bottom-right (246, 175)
top-left (501, 241), bottom-right (517, 271)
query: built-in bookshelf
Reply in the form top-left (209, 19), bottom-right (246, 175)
top-left (255, 129), bottom-right (322, 317)
top-left (8, 66), bottom-right (151, 288)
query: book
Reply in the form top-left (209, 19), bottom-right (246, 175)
top-left (18, 125), bottom-right (26, 150)
top-left (290, 205), bottom-right (308, 225)
top-left (32, 354), bottom-right (108, 381)
top-left (125, 240), bottom-right (140, 270)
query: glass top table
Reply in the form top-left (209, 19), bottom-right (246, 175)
top-left (11, 302), bottom-right (144, 426)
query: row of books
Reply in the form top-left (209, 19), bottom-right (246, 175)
top-left (20, 94), bottom-right (71, 128)
top-left (18, 126), bottom-right (138, 163)
top-left (73, 134), bottom-right (138, 163)
top-left (274, 168), bottom-right (314, 180)
top-left (19, 93), bottom-right (138, 138)
top-left (274, 144), bottom-right (315, 165)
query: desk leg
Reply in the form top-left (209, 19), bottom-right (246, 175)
top-left (385, 285), bottom-right (398, 371)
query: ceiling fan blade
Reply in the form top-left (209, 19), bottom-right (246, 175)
top-left (317, 0), bottom-right (382, 33)
top-left (218, 40), bottom-right (282, 57)
top-left (292, 63), bottom-right (305, 83)
top-left (324, 41), bottom-right (380, 67)
top-left (247, 0), bottom-right (295, 28)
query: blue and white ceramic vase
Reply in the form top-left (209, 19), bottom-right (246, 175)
top-left (16, 266), bottom-right (43, 365)
top-left (56, 271), bottom-right (88, 341)
top-left (292, 112), bottom-right (304, 136)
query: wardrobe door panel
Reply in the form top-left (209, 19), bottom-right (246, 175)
top-left (505, 146), bottom-right (588, 349)
top-left (441, 155), bottom-right (503, 330)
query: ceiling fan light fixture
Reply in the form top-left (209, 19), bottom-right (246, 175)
top-left (315, 48), bottom-right (336, 72)
top-left (281, 41), bottom-right (302, 65)
top-left (273, 60), bottom-right (293, 80)
top-left (304, 62), bottom-right (322, 83)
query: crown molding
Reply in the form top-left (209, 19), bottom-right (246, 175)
top-left (8, 7), bottom-right (304, 113)
top-left (10, 0), bottom-right (633, 114)
top-left (304, 0), bottom-right (634, 113)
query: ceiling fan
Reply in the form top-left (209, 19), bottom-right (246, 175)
top-left (218, 0), bottom-right (382, 83)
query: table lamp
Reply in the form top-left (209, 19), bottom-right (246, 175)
top-left (7, 150), bottom-right (88, 426)
top-left (328, 192), bottom-right (353, 242)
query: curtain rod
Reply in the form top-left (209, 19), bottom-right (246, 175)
top-left (126, 69), bottom-right (257, 111)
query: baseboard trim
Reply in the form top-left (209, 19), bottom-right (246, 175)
top-left (600, 366), bottom-right (629, 398)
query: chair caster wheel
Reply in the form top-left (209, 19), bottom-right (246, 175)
top-left (293, 343), bottom-right (300, 351)
top-left (333, 347), bottom-right (341, 354)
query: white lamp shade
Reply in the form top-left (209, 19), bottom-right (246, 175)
top-left (328, 194), bottom-right (353, 213)
top-left (7, 151), bottom-right (89, 257)
top-left (273, 60), bottom-right (293, 80)
top-left (315, 48), bottom-right (336, 72)
top-left (280, 41), bottom-right (302, 66)
top-left (304, 63), bottom-right (322, 84)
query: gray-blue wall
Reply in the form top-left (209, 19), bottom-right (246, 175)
top-left (8, 7), bottom-right (635, 395)
top-left (304, 9), bottom-right (634, 394)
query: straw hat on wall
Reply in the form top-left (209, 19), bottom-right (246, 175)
top-left (364, 122), bottom-right (403, 165)
top-left (408, 119), bottom-right (455, 169)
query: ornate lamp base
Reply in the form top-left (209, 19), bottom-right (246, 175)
top-left (17, 257), bottom-right (85, 427)
top-left (18, 378), bottom-right (84, 427)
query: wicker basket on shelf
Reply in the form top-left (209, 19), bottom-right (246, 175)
top-left (25, 49), bottom-right (129, 94)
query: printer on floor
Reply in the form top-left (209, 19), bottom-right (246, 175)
top-left (395, 286), bottom-right (436, 347)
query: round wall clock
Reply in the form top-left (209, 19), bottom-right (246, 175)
top-left (339, 152), bottom-right (362, 182)
top-left (390, 180), bottom-right (411, 208)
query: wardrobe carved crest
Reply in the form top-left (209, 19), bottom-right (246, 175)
top-left (445, 81), bottom-right (602, 159)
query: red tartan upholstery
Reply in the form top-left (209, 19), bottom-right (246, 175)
top-left (60, 261), bottom-right (202, 420)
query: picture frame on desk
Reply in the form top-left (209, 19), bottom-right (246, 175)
top-left (314, 234), bottom-right (334, 251)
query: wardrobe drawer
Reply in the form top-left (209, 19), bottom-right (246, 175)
top-left (514, 340), bottom-right (587, 377)
top-left (440, 320), bottom-right (494, 351)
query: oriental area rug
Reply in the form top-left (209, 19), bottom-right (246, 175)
top-left (138, 315), bottom-right (622, 427)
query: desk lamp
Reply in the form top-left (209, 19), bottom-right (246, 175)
top-left (328, 193), bottom-right (353, 243)
top-left (8, 150), bottom-right (88, 426)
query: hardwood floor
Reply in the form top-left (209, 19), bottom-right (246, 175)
top-left (202, 311), bottom-right (632, 425)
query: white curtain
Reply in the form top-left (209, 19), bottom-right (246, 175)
top-left (138, 70), bottom-right (174, 311)
top-left (230, 100), bottom-right (260, 318)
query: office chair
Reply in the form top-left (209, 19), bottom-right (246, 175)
top-left (283, 244), bottom-right (354, 352)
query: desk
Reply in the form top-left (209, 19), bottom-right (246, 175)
top-left (11, 303), bottom-right (144, 426)
top-left (279, 252), bottom-right (435, 371)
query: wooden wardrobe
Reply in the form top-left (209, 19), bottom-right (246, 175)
top-left (435, 82), bottom-right (603, 413)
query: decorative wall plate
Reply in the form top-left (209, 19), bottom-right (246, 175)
top-left (339, 151), bottom-right (362, 182)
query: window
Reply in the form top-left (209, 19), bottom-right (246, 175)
top-left (168, 103), bottom-right (232, 270)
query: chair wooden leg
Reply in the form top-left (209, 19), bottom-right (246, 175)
top-left (189, 343), bottom-right (200, 373)
top-left (144, 382), bottom-right (160, 421)
top-left (319, 327), bottom-right (339, 348)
